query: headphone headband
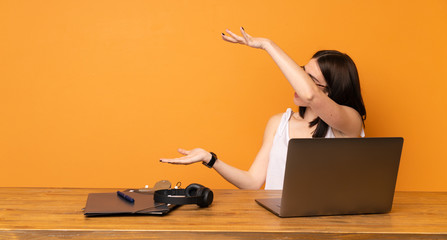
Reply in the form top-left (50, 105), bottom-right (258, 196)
top-left (153, 189), bottom-right (201, 205)
top-left (153, 183), bottom-right (213, 207)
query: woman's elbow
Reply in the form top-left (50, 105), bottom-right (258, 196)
top-left (303, 93), bottom-right (315, 104)
top-left (301, 88), bottom-right (325, 106)
top-left (299, 90), bottom-right (317, 105)
top-left (238, 179), bottom-right (264, 190)
top-left (240, 185), bottom-right (262, 190)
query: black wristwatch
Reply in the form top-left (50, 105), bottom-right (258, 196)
top-left (202, 152), bottom-right (217, 168)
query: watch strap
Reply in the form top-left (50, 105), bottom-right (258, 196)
top-left (203, 152), bottom-right (217, 168)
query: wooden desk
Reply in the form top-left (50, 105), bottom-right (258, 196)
top-left (1, 188), bottom-right (446, 239)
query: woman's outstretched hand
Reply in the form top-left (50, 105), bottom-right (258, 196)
top-left (160, 148), bottom-right (212, 165)
top-left (221, 27), bottom-right (270, 49)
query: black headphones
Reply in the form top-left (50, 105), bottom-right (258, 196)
top-left (153, 183), bottom-right (213, 208)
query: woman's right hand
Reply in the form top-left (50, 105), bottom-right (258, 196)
top-left (222, 27), bottom-right (271, 50)
top-left (160, 148), bottom-right (212, 165)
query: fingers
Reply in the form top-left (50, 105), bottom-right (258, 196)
top-left (159, 156), bottom-right (197, 165)
top-left (177, 148), bottom-right (190, 155)
top-left (160, 148), bottom-right (207, 165)
top-left (221, 28), bottom-right (249, 45)
top-left (221, 27), bottom-right (256, 48)
top-left (160, 148), bottom-right (200, 165)
top-left (226, 29), bottom-right (246, 43)
top-left (239, 27), bottom-right (250, 43)
top-left (221, 34), bottom-right (238, 43)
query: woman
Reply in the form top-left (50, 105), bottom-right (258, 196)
top-left (160, 27), bottom-right (366, 190)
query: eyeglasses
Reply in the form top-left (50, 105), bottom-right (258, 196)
top-left (300, 66), bottom-right (327, 89)
top-left (314, 82), bottom-right (327, 89)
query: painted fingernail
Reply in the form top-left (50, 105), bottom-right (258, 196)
top-left (159, 160), bottom-right (162, 162)
top-left (241, 26), bottom-right (245, 30)
top-left (221, 33), bottom-right (225, 36)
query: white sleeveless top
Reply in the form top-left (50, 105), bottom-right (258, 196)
top-left (264, 108), bottom-right (365, 190)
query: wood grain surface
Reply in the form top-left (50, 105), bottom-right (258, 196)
top-left (1, 188), bottom-right (446, 239)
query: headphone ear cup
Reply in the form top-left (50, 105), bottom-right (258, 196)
top-left (197, 187), bottom-right (213, 208)
top-left (185, 183), bottom-right (205, 197)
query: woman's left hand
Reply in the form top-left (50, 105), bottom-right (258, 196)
top-left (160, 148), bottom-right (212, 165)
top-left (222, 27), bottom-right (270, 50)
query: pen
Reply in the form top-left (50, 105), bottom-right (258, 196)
top-left (117, 191), bottom-right (135, 203)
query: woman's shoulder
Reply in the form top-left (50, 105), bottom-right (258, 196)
top-left (266, 109), bottom-right (293, 130)
top-left (269, 112), bottom-right (284, 122)
top-left (262, 109), bottom-right (293, 144)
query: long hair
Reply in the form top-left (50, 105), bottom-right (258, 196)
top-left (299, 50), bottom-right (367, 138)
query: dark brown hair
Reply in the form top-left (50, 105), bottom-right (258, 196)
top-left (299, 50), bottom-right (366, 138)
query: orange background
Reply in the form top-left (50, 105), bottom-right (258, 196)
top-left (1, 0), bottom-right (446, 190)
